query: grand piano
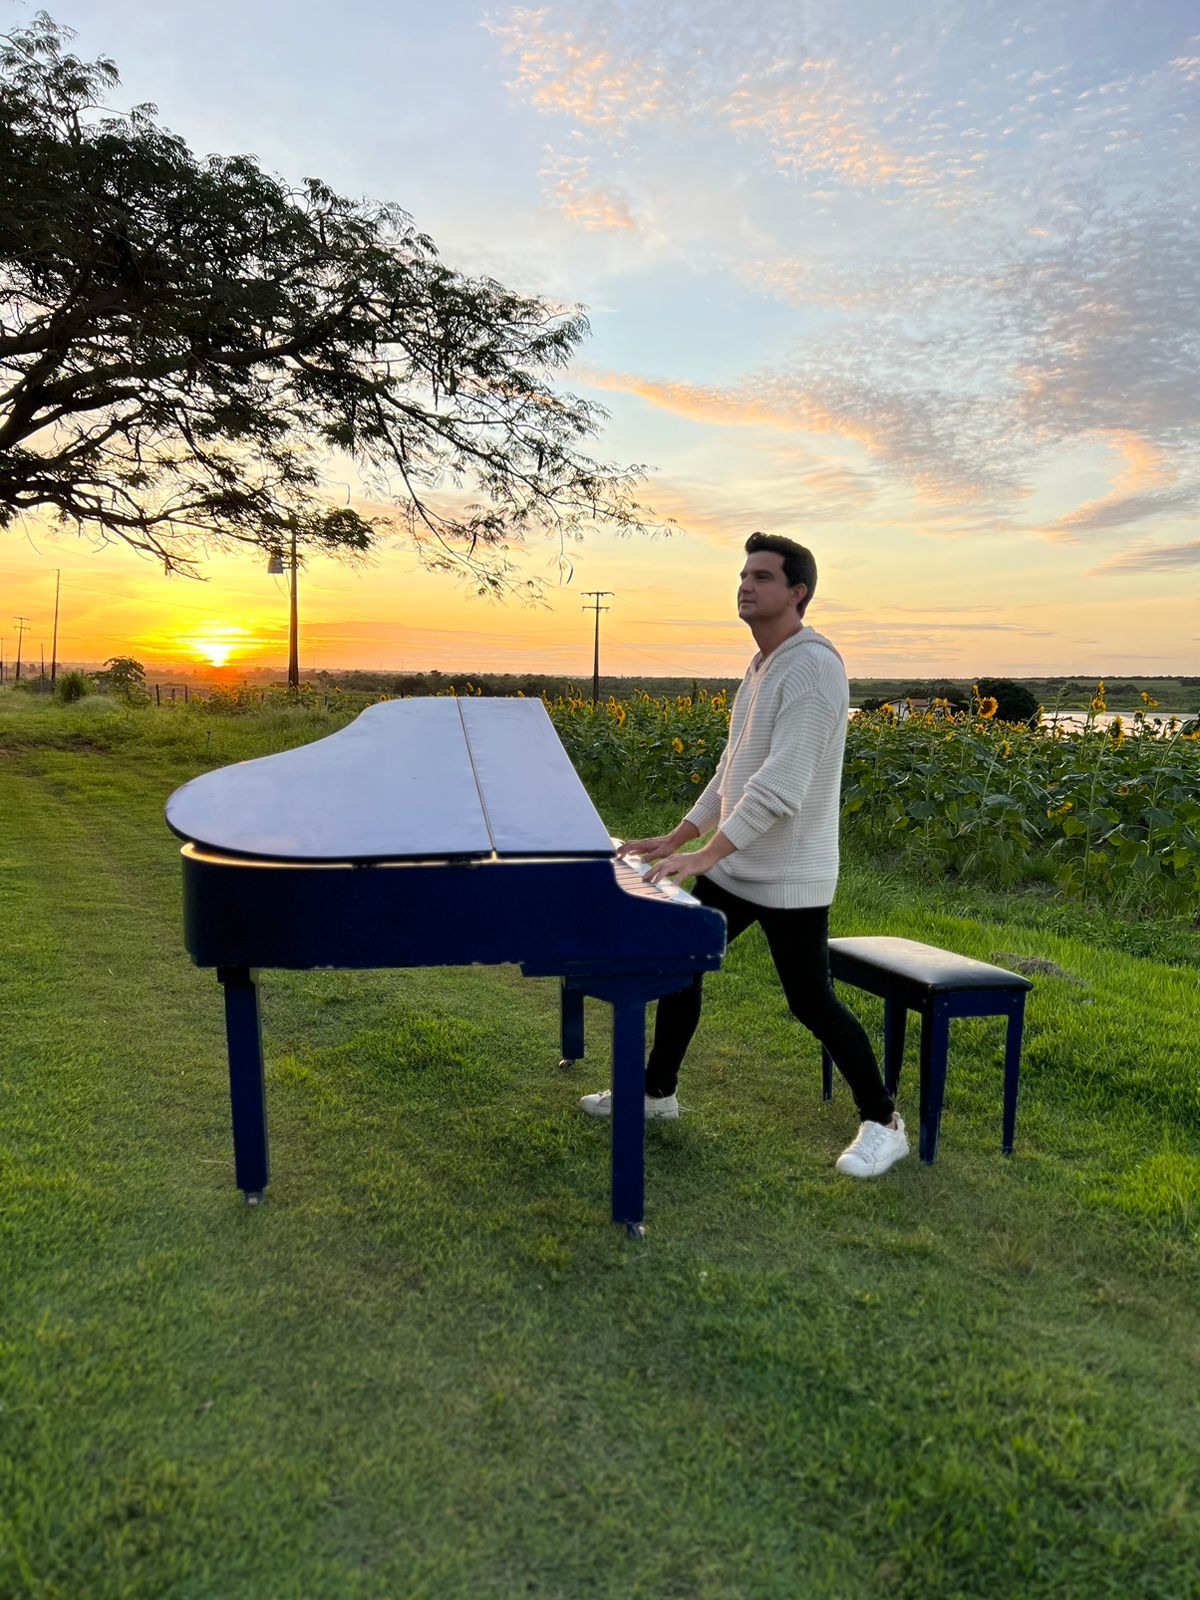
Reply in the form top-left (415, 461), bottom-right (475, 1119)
top-left (165, 697), bottom-right (726, 1234)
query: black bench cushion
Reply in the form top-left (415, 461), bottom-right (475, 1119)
top-left (829, 936), bottom-right (1033, 994)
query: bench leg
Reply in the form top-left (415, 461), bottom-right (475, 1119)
top-left (1002, 993), bottom-right (1026, 1156)
top-left (610, 998), bottom-right (647, 1237)
top-left (883, 998), bottom-right (907, 1096)
top-left (218, 966), bottom-right (269, 1202)
top-left (559, 981), bottom-right (585, 1068)
top-left (918, 999), bottom-right (952, 1164)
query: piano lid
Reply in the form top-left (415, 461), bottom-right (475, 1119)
top-left (165, 697), bottom-right (616, 863)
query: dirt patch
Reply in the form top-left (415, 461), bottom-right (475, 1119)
top-left (991, 951), bottom-right (1090, 986)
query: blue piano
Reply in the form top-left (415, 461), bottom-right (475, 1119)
top-left (165, 697), bottom-right (726, 1234)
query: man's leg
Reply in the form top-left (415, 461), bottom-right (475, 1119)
top-left (759, 904), bottom-right (895, 1126)
top-left (642, 877), bottom-right (761, 1099)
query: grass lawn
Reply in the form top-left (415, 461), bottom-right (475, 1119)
top-left (2, 696), bottom-right (1198, 1599)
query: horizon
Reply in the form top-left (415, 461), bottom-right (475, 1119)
top-left (7, 657), bottom-right (1193, 692)
top-left (4, 1), bottom-right (1199, 679)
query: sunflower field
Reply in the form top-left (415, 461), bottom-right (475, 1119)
top-left (545, 685), bottom-right (1200, 914)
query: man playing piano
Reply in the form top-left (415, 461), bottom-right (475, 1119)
top-left (578, 532), bottom-right (910, 1178)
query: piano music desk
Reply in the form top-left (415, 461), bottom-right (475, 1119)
top-left (166, 698), bottom-right (726, 1236)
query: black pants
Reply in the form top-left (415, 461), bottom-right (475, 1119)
top-left (644, 875), bottom-right (895, 1125)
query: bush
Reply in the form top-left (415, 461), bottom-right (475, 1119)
top-left (974, 677), bottom-right (1040, 725)
top-left (54, 670), bottom-right (92, 704)
top-left (93, 656), bottom-right (150, 705)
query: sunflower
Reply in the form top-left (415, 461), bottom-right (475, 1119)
top-left (978, 697), bottom-right (999, 720)
top-left (672, 737), bottom-right (684, 754)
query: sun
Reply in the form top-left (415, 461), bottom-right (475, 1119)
top-left (187, 625), bottom-right (254, 668)
top-left (205, 639), bottom-right (237, 667)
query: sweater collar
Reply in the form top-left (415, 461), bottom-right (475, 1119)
top-left (751, 626), bottom-right (842, 673)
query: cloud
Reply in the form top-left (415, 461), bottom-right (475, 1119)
top-left (1043, 488), bottom-right (1198, 541)
top-left (538, 147), bottom-right (638, 230)
top-left (578, 365), bottom-right (1012, 507)
top-left (485, 6), bottom-right (678, 129)
top-left (488, 4), bottom-right (1200, 554)
top-left (1088, 540), bottom-right (1200, 575)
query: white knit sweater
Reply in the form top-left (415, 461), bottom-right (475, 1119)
top-left (684, 628), bottom-right (848, 908)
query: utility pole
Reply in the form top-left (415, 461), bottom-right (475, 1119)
top-left (13, 616), bottom-right (29, 682)
top-left (288, 523), bottom-right (299, 690)
top-left (50, 569), bottom-right (61, 686)
top-left (581, 591), bottom-right (613, 708)
top-left (267, 523), bottom-right (300, 689)
top-left (1, 638), bottom-right (5, 685)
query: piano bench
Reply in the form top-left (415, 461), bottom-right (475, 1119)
top-left (818, 936), bottom-right (1033, 1163)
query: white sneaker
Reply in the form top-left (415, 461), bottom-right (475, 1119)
top-left (578, 1089), bottom-right (680, 1121)
top-left (835, 1116), bottom-right (910, 1177)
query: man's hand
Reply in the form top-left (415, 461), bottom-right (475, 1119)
top-left (644, 847), bottom-right (711, 885)
top-left (616, 832), bottom-right (677, 862)
top-left (643, 828), bottom-right (736, 886)
top-left (617, 819), bottom-right (699, 863)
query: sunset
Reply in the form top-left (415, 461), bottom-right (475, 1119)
top-left (3, 0), bottom-right (1197, 682)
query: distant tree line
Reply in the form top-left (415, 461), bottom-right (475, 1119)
top-left (306, 669), bottom-right (742, 703)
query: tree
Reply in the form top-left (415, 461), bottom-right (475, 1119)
top-left (0, 15), bottom-right (657, 585)
top-left (974, 677), bottom-right (1040, 725)
top-left (930, 681), bottom-right (969, 715)
top-left (94, 654), bottom-right (147, 700)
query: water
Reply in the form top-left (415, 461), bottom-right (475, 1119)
top-left (849, 708), bottom-right (1193, 734)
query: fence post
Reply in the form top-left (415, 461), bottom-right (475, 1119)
top-left (155, 684), bottom-right (161, 706)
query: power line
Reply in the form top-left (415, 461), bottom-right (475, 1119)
top-left (581, 591), bottom-right (612, 707)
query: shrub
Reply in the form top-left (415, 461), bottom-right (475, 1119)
top-left (55, 670), bottom-right (93, 704)
top-left (94, 656), bottom-right (150, 704)
top-left (973, 677), bottom-right (1040, 725)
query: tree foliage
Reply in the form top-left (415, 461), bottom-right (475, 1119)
top-left (94, 654), bottom-right (147, 700)
top-left (974, 677), bottom-right (1040, 726)
top-left (0, 14), bottom-right (657, 583)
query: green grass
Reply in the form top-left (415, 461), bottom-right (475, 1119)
top-left (2, 695), bottom-right (1199, 1599)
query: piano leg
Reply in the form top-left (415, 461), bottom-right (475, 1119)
top-left (218, 966), bottom-right (270, 1204)
top-left (610, 998), bottom-right (646, 1238)
top-left (559, 981), bottom-right (585, 1070)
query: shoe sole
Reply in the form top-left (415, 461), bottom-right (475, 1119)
top-left (578, 1102), bottom-right (681, 1121)
top-left (835, 1148), bottom-right (909, 1178)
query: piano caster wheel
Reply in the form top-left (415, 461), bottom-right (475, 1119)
top-left (243, 1191), bottom-right (265, 1207)
top-left (557, 1057), bottom-right (578, 1071)
top-left (624, 1222), bottom-right (646, 1241)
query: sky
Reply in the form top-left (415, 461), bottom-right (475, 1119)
top-left (2, 0), bottom-right (1199, 681)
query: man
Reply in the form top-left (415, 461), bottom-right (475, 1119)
top-left (578, 532), bottom-right (909, 1178)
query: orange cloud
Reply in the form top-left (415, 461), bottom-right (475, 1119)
top-left (1041, 431), bottom-right (1180, 541)
top-left (723, 78), bottom-right (936, 191)
top-left (1103, 431), bottom-right (1174, 494)
top-left (539, 149), bottom-right (638, 231)
top-left (486, 9), bottom-right (671, 128)
top-left (575, 366), bottom-right (990, 507)
top-left (577, 366), bottom-right (882, 452)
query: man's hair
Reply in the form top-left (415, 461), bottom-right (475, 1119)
top-left (744, 532), bottom-right (817, 616)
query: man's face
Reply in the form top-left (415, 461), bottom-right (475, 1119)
top-left (737, 551), bottom-right (804, 624)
